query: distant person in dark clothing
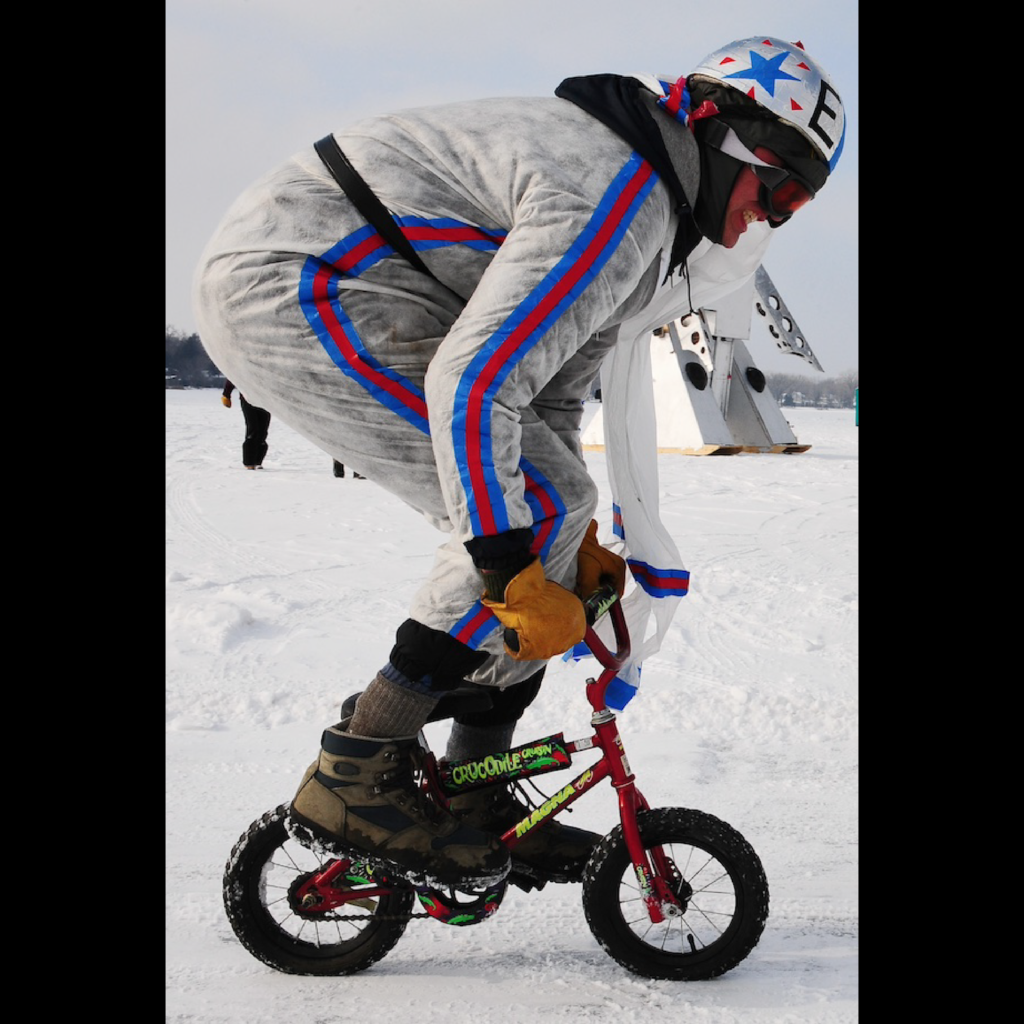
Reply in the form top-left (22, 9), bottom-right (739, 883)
top-left (222, 380), bottom-right (272, 469)
top-left (332, 460), bottom-right (364, 480)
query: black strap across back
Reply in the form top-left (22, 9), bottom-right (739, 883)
top-left (314, 134), bottom-right (459, 299)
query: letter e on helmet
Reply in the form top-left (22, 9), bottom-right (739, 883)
top-left (691, 36), bottom-right (846, 173)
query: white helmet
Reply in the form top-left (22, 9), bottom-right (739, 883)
top-left (690, 36), bottom-right (845, 173)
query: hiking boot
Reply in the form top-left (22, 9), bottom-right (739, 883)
top-left (447, 782), bottom-right (601, 882)
top-left (287, 725), bottom-right (510, 888)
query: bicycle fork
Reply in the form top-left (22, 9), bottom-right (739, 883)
top-left (588, 708), bottom-right (684, 925)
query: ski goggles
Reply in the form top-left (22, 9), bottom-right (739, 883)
top-left (703, 118), bottom-right (817, 223)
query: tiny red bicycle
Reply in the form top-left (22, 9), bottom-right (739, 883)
top-left (223, 585), bottom-right (769, 980)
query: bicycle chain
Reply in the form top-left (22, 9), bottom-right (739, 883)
top-left (314, 908), bottom-right (432, 922)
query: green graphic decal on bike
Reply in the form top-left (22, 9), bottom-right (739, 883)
top-left (344, 862), bottom-right (376, 886)
top-left (633, 861), bottom-right (655, 901)
top-left (439, 734), bottom-right (572, 793)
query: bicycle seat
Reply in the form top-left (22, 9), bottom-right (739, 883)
top-left (340, 684), bottom-right (495, 724)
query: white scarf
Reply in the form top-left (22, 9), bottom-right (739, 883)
top-left (577, 224), bottom-right (773, 707)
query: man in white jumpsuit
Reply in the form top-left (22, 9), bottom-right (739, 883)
top-left (194, 36), bottom-right (846, 889)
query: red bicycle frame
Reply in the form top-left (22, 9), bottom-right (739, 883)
top-left (490, 595), bottom-right (681, 924)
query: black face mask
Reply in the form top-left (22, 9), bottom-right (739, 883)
top-left (691, 127), bottom-right (745, 244)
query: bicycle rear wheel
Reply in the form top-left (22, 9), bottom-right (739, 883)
top-left (223, 803), bottom-right (414, 975)
top-left (582, 807), bottom-right (768, 980)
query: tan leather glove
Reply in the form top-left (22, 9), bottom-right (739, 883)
top-left (221, 395), bottom-right (232, 408)
top-left (483, 558), bottom-right (586, 661)
top-left (575, 520), bottom-right (626, 599)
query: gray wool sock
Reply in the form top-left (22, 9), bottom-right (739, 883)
top-left (348, 670), bottom-right (440, 738)
top-left (445, 721), bottom-right (517, 762)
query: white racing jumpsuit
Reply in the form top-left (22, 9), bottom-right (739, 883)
top-left (193, 89), bottom-right (749, 690)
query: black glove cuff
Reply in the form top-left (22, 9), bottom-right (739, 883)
top-left (466, 529), bottom-right (535, 601)
top-left (464, 528), bottom-right (534, 572)
top-left (389, 618), bottom-right (489, 692)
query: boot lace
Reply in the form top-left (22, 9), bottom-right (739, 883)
top-left (375, 750), bottom-right (449, 826)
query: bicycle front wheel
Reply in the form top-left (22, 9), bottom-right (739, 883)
top-left (582, 807), bottom-right (769, 980)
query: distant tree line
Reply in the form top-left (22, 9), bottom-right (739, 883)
top-left (166, 326), bottom-right (227, 388)
top-left (166, 326), bottom-right (857, 407)
top-left (766, 368), bottom-right (858, 409)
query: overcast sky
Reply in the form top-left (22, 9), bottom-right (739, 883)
top-left (166, 0), bottom-right (857, 378)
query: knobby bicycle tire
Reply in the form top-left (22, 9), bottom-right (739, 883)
top-left (582, 806), bottom-right (769, 980)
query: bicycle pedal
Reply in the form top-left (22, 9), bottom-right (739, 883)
top-left (507, 869), bottom-right (548, 894)
top-left (507, 861), bottom-right (579, 891)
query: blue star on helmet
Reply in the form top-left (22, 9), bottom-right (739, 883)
top-left (723, 49), bottom-right (800, 97)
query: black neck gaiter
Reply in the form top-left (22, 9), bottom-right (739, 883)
top-left (555, 74), bottom-right (703, 275)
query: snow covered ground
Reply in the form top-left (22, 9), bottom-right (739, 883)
top-left (166, 389), bottom-right (858, 1022)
